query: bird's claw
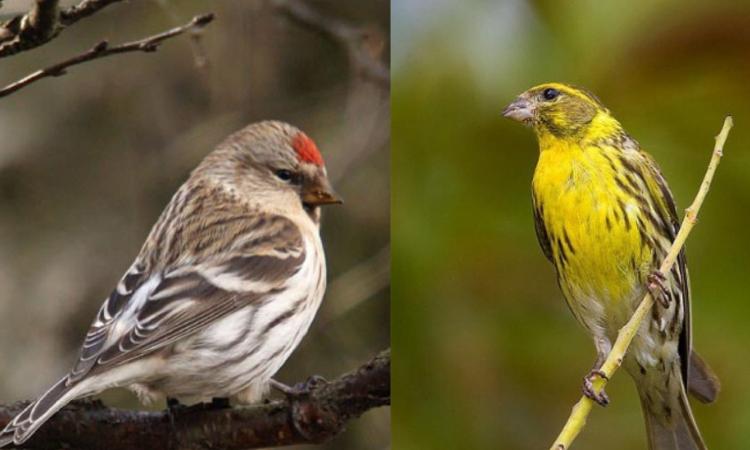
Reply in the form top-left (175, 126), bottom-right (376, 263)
top-left (582, 370), bottom-right (610, 407)
top-left (271, 375), bottom-right (328, 398)
top-left (271, 376), bottom-right (331, 441)
top-left (300, 374), bottom-right (328, 391)
top-left (647, 270), bottom-right (670, 308)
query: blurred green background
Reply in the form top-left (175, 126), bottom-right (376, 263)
top-left (393, 0), bottom-right (749, 449)
top-left (0, 1), bottom-right (389, 449)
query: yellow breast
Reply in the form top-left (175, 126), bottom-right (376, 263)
top-left (532, 141), bottom-right (652, 326)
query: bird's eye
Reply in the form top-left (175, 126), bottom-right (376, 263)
top-left (543, 88), bottom-right (560, 101)
top-left (275, 169), bottom-right (295, 182)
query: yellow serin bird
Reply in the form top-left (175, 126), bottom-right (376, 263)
top-left (504, 83), bottom-right (719, 450)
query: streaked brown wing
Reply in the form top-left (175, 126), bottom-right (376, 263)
top-left (69, 214), bottom-right (305, 382)
top-left (70, 263), bottom-right (147, 380)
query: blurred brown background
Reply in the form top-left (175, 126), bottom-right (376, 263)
top-left (0, 1), bottom-right (390, 449)
top-left (393, 0), bottom-right (750, 449)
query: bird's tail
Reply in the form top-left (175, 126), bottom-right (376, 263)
top-left (638, 381), bottom-right (706, 450)
top-left (687, 351), bottom-right (720, 404)
top-left (0, 377), bottom-right (80, 447)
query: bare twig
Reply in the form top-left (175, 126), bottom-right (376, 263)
top-left (273, 0), bottom-right (389, 88)
top-left (58, 0), bottom-right (123, 26)
top-left (0, 13), bottom-right (214, 99)
top-left (0, 0), bottom-right (60, 56)
top-left (154, 0), bottom-right (211, 69)
top-left (28, 0), bottom-right (59, 36)
top-left (0, 0), bottom-right (125, 58)
top-left (550, 116), bottom-right (734, 450)
top-left (0, 349), bottom-right (390, 450)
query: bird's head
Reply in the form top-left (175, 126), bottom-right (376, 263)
top-left (199, 121), bottom-right (342, 221)
top-left (503, 83), bottom-right (616, 140)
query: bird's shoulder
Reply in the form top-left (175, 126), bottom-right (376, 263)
top-left (618, 145), bottom-right (680, 229)
top-left (140, 179), bottom-right (307, 269)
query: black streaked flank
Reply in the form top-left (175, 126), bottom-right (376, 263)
top-left (562, 228), bottom-right (575, 255)
top-left (532, 201), bottom-right (553, 263)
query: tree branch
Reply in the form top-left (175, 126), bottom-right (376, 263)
top-left (1, 349), bottom-right (390, 449)
top-left (58, 0), bottom-right (123, 27)
top-left (0, 0), bottom-right (60, 56)
top-left (550, 116), bottom-right (734, 450)
top-left (0, 13), bottom-right (214, 99)
top-left (0, 0), bottom-right (124, 58)
top-left (272, 0), bottom-right (390, 88)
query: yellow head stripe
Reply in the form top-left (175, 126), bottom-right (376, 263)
top-left (528, 82), bottom-right (606, 110)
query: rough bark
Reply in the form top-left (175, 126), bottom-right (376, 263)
top-left (0, 349), bottom-right (389, 449)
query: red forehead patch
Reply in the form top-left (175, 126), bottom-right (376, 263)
top-left (292, 132), bottom-right (324, 166)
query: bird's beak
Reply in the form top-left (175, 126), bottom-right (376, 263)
top-left (302, 177), bottom-right (343, 206)
top-left (502, 96), bottom-right (534, 124)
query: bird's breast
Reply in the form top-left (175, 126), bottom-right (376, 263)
top-left (533, 146), bottom-right (652, 324)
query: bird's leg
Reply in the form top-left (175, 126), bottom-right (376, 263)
top-left (269, 379), bottom-right (298, 397)
top-left (647, 270), bottom-right (671, 308)
top-left (270, 375), bottom-right (328, 398)
top-left (270, 379), bottom-right (297, 396)
top-left (582, 336), bottom-right (611, 407)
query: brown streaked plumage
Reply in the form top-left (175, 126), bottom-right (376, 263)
top-left (0, 121), bottom-right (341, 447)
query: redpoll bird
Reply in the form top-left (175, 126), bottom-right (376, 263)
top-left (0, 121), bottom-right (342, 447)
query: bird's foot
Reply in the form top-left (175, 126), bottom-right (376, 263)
top-left (272, 376), bottom-right (330, 441)
top-left (647, 270), bottom-right (670, 308)
top-left (582, 370), bottom-right (610, 407)
top-left (271, 375), bottom-right (328, 398)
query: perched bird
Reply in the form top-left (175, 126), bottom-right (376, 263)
top-left (0, 121), bottom-right (341, 447)
top-left (504, 83), bottom-right (719, 450)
